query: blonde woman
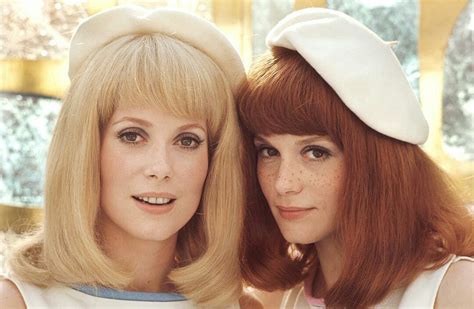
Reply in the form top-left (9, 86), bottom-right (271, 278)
top-left (0, 6), bottom-right (246, 308)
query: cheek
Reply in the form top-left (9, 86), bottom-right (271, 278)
top-left (178, 150), bottom-right (209, 189)
top-left (100, 143), bottom-right (136, 185)
top-left (306, 163), bottom-right (345, 208)
top-left (257, 161), bottom-right (275, 196)
top-left (99, 141), bottom-right (127, 211)
top-left (100, 141), bottom-right (119, 185)
top-left (326, 162), bottom-right (345, 196)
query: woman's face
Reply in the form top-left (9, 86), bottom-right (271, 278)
top-left (100, 105), bottom-right (209, 242)
top-left (254, 134), bottom-right (345, 244)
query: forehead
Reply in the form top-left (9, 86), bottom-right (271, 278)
top-left (109, 105), bottom-right (207, 131)
top-left (254, 134), bottom-right (334, 145)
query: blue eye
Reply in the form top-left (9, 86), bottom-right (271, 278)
top-left (122, 132), bottom-right (139, 142)
top-left (118, 129), bottom-right (145, 144)
top-left (176, 133), bottom-right (203, 149)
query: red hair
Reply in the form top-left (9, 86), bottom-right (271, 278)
top-left (238, 48), bottom-right (474, 308)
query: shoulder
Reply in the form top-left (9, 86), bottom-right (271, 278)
top-left (435, 259), bottom-right (474, 309)
top-left (252, 289), bottom-right (286, 309)
top-left (0, 279), bottom-right (26, 309)
top-left (239, 292), bottom-right (264, 309)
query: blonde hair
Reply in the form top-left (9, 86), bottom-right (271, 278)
top-left (8, 34), bottom-right (244, 307)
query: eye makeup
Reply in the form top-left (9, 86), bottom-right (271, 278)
top-left (116, 127), bottom-right (148, 145)
top-left (301, 145), bottom-right (332, 161)
top-left (175, 132), bottom-right (205, 150)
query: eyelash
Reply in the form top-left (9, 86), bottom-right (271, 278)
top-left (256, 145), bottom-right (331, 161)
top-left (116, 130), bottom-right (204, 150)
top-left (257, 146), bottom-right (279, 159)
top-left (302, 146), bottom-right (331, 161)
top-left (117, 128), bottom-right (145, 145)
top-left (175, 133), bottom-right (204, 150)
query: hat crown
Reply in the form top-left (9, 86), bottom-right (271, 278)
top-left (266, 8), bottom-right (428, 144)
top-left (68, 5), bottom-right (245, 95)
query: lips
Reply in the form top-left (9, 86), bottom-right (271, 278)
top-left (132, 194), bottom-right (177, 215)
top-left (133, 196), bottom-right (175, 206)
top-left (132, 192), bottom-right (177, 208)
top-left (276, 205), bottom-right (315, 220)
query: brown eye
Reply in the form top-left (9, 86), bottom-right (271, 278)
top-left (303, 146), bottom-right (330, 161)
top-left (311, 149), bottom-right (324, 158)
top-left (259, 147), bottom-right (279, 158)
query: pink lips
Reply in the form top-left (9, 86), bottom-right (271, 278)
top-left (135, 201), bottom-right (174, 215)
top-left (276, 206), bottom-right (315, 220)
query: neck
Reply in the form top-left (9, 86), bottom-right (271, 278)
top-left (98, 215), bottom-right (178, 293)
top-left (314, 234), bottom-right (343, 293)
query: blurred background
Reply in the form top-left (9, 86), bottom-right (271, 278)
top-left (0, 0), bottom-right (472, 273)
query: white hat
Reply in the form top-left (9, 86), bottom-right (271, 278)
top-left (69, 5), bottom-right (245, 95)
top-left (266, 8), bottom-right (428, 144)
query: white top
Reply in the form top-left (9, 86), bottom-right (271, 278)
top-left (281, 255), bottom-right (473, 308)
top-left (6, 274), bottom-right (197, 308)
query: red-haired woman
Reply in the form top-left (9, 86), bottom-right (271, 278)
top-left (238, 8), bottom-right (473, 308)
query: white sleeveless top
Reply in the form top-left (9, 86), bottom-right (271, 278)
top-left (281, 255), bottom-right (473, 308)
top-left (6, 274), bottom-right (197, 308)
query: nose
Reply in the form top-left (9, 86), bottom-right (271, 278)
top-left (143, 146), bottom-right (172, 181)
top-left (274, 159), bottom-right (303, 196)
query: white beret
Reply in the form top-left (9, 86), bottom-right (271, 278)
top-left (266, 8), bottom-right (428, 144)
top-left (69, 5), bottom-right (245, 95)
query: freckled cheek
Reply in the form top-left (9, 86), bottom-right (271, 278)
top-left (257, 163), bottom-right (277, 196)
top-left (307, 166), bottom-right (345, 208)
top-left (299, 168), bottom-right (324, 187)
top-left (306, 163), bottom-right (343, 185)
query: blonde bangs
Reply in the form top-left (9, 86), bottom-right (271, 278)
top-left (78, 33), bottom-right (229, 140)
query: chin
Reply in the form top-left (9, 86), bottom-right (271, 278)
top-left (128, 223), bottom-right (179, 242)
top-left (281, 231), bottom-right (316, 245)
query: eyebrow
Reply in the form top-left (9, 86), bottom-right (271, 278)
top-left (295, 136), bottom-right (331, 146)
top-left (112, 117), bottom-right (152, 127)
top-left (112, 117), bottom-right (206, 133)
top-left (253, 136), bottom-right (269, 144)
top-left (253, 135), bottom-right (331, 145)
top-left (177, 123), bottom-right (207, 133)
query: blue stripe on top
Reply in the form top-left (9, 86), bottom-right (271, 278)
top-left (72, 285), bottom-right (187, 302)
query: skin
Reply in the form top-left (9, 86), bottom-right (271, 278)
top-left (98, 105), bottom-right (209, 292)
top-left (253, 133), bottom-right (473, 308)
top-left (254, 133), bottom-right (344, 246)
top-left (0, 279), bottom-right (26, 309)
top-left (254, 133), bottom-right (345, 291)
top-left (435, 260), bottom-right (474, 309)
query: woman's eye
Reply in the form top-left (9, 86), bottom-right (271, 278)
top-left (304, 147), bottom-right (330, 160)
top-left (177, 134), bottom-right (202, 149)
top-left (119, 131), bottom-right (144, 144)
top-left (258, 147), bottom-right (279, 158)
